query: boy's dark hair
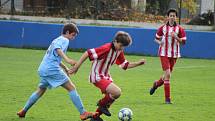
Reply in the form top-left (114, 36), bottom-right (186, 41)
top-left (167, 8), bottom-right (178, 16)
top-left (114, 31), bottom-right (132, 46)
top-left (62, 23), bottom-right (79, 34)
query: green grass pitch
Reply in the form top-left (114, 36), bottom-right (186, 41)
top-left (0, 47), bottom-right (215, 121)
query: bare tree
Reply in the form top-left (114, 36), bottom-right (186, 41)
top-left (11, 0), bottom-right (15, 15)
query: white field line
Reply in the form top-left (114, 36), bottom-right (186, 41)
top-left (174, 65), bottom-right (215, 69)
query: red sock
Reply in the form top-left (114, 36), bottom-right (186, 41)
top-left (156, 78), bottom-right (164, 87)
top-left (98, 94), bottom-right (115, 107)
top-left (95, 94), bottom-right (115, 117)
top-left (164, 80), bottom-right (170, 100)
top-left (95, 108), bottom-right (102, 117)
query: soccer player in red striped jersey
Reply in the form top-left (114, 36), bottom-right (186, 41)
top-left (149, 8), bottom-right (187, 104)
top-left (69, 31), bottom-right (145, 121)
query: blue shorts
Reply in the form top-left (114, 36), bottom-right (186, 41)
top-left (38, 70), bottom-right (70, 89)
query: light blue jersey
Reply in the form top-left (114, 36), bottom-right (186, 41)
top-left (38, 36), bottom-right (69, 76)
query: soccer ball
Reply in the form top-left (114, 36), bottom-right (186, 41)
top-left (118, 108), bottom-right (133, 121)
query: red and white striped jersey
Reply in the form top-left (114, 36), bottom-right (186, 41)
top-left (87, 43), bottom-right (129, 83)
top-left (155, 23), bottom-right (186, 58)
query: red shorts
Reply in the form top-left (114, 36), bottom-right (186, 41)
top-left (160, 56), bottom-right (177, 72)
top-left (94, 79), bottom-right (112, 93)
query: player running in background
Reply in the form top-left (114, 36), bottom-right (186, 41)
top-left (17, 23), bottom-right (96, 120)
top-left (69, 31), bottom-right (145, 121)
top-left (149, 8), bottom-right (187, 104)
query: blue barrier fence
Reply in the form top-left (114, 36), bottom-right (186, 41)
top-left (0, 20), bottom-right (215, 59)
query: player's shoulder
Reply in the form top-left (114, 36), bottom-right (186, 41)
top-left (177, 25), bottom-right (185, 30)
top-left (103, 42), bottom-right (112, 47)
top-left (59, 36), bottom-right (69, 41)
top-left (98, 43), bottom-right (112, 49)
top-left (55, 36), bottom-right (69, 44)
top-left (157, 24), bottom-right (166, 30)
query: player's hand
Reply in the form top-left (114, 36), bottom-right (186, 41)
top-left (155, 39), bottom-right (164, 46)
top-left (71, 60), bottom-right (77, 66)
top-left (171, 32), bottom-right (176, 38)
top-left (139, 59), bottom-right (146, 65)
top-left (68, 66), bottom-right (79, 75)
top-left (171, 32), bottom-right (179, 39)
top-left (159, 41), bottom-right (164, 46)
top-left (62, 67), bottom-right (70, 76)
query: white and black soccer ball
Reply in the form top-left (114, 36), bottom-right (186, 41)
top-left (118, 108), bottom-right (133, 121)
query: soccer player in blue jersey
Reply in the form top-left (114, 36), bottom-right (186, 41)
top-left (17, 23), bottom-right (96, 120)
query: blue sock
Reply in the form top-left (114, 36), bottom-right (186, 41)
top-left (23, 92), bottom-right (40, 112)
top-left (69, 90), bottom-right (85, 114)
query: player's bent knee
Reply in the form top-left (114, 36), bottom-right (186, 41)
top-left (165, 73), bottom-right (171, 79)
top-left (164, 70), bottom-right (171, 80)
top-left (62, 81), bottom-right (76, 92)
top-left (113, 88), bottom-right (121, 99)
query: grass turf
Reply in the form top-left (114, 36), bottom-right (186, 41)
top-left (0, 47), bottom-right (215, 121)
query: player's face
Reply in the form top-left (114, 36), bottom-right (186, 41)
top-left (114, 42), bottom-right (125, 51)
top-left (168, 12), bottom-right (176, 23)
top-left (68, 32), bottom-right (77, 40)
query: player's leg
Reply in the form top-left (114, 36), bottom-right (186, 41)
top-left (17, 87), bottom-right (47, 118)
top-left (61, 81), bottom-right (95, 120)
top-left (163, 68), bottom-right (171, 103)
top-left (105, 82), bottom-right (121, 109)
top-left (17, 75), bottom-right (49, 118)
top-left (61, 81), bottom-right (85, 114)
top-left (150, 77), bottom-right (164, 95)
top-left (163, 58), bottom-right (177, 104)
top-left (97, 82), bottom-right (121, 117)
top-left (150, 56), bottom-right (168, 95)
top-left (91, 79), bottom-right (116, 119)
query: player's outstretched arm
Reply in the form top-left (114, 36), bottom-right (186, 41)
top-left (127, 59), bottom-right (146, 69)
top-left (56, 48), bottom-right (77, 65)
top-left (69, 51), bottom-right (89, 75)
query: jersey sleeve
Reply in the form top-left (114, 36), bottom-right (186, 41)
top-left (178, 26), bottom-right (187, 45)
top-left (115, 51), bottom-right (129, 70)
top-left (48, 40), bottom-right (63, 57)
top-left (155, 26), bottom-right (164, 40)
top-left (87, 44), bottom-right (109, 61)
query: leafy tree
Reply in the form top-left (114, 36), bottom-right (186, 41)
top-left (176, 0), bottom-right (197, 15)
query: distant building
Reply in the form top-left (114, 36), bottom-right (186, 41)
top-left (197, 0), bottom-right (214, 14)
top-left (0, 0), bottom-right (23, 12)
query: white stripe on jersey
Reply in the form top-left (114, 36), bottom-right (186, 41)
top-left (90, 49), bottom-right (98, 59)
top-left (160, 25), bottom-right (167, 57)
top-left (90, 59), bottom-right (103, 83)
top-left (90, 47), bottom-right (126, 83)
top-left (105, 50), bottom-right (117, 75)
top-left (90, 48), bottom-right (114, 83)
top-left (167, 26), bottom-right (173, 57)
top-left (111, 51), bottom-right (119, 65)
top-left (174, 27), bottom-right (179, 58)
top-left (101, 49), bottom-right (113, 76)
top-left (90, 60), bottom-right (98, 82)
top-left (159, 25), bottom-right (181, 58)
